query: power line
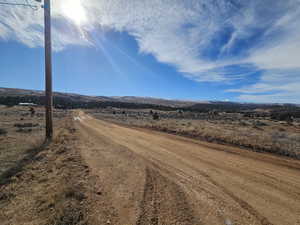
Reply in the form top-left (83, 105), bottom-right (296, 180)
top-left (25, 0), bottom-right (40, 10)
top-left (0, 0), bottom-right (40, 10)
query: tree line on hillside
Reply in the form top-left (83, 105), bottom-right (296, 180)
top-left (0, 95), bottom-right (174, 111)
top-left (188, 102), bottom-right (300, 113)
top-left (0, 95), bottom-right (299, 121)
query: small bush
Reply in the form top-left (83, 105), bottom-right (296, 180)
top-left (14, 123), bottom-right (39, 128)
top-left (254, 120), bottom-right (267, 126)
top-left (239, 121), bottom-right (248, 126)
top-left (0, 128), bottom-right (7, 135)
top-left (16, 128), bottom-right (32, 133)
top-left (152, 112), bottom-right (159, 120)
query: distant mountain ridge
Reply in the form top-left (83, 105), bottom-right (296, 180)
top-left (0, 87), bottom-right (299, 110)
top-left (0, 87), bottom-right (199, 107)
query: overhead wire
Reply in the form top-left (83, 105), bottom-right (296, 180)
top-left (0, 0), bottom-right (40, 10)
top-left (25, 0), bottom-right (39, 10)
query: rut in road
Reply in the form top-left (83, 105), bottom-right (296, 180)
top-left (75, 112), bottom-right (300, 225)
top-left (136, 167), bottom-right (196, 225)
top-left (77, 116), bottom-right (198, 225)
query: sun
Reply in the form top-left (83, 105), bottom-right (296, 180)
top-left (61, 0), bottom-right (87, 26)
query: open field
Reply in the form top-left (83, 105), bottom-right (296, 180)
top-left (87, 108), bottom-right (300, 159)
top-left (1, 107), bottom-right (300, 225)
top-left (0, 105), bottom-right (67, 176)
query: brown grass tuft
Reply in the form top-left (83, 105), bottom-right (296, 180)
top-left (0, 117), bottom-right (90, 225)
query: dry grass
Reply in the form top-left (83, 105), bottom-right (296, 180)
top-left (0, 106), bottom-right (68, 175)
top-left (0, 116), bottom-right (90, 225)
top-left (0, 106), bottom-right (44, 175)
top-left (88, 109), bottom-right (300, 159)
top-left (144, 119), bottom-right (300, 158)
top-left (0, 106), bottom-right (94, 225)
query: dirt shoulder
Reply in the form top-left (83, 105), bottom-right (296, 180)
top-left (0, 116), bottom-right (91, 225)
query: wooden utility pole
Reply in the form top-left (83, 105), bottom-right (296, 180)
top-left (44, 0), bottom-right (53, 139)
top-left (0, 0), bottom-right (52, 139)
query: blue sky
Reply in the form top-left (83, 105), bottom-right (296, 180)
top-left (0, 0), bottom-right (300, 103)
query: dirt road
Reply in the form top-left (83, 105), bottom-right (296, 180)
top-left (75, 113), bottom-right (300, 225)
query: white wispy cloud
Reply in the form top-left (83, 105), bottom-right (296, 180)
top-left (0, 0), bottom-right (91, 50)
top-left (0, 0), bottom-right (300, 102)
top-left (238, 92), bottom-right (300, 104)
top-left (228, 69), bottom-right (300, 103)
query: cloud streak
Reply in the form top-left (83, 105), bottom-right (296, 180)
top-left (0, 0), bottom-right (300, 102)
top-left (227, 69), bottom-right (300, 103)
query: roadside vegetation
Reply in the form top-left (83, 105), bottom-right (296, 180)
top-left (87, 108), bottom-right (300, 159)
top-left (0, 108), bottom-right (91, 225)
top-left (0, 106), bottom-right (67, 175)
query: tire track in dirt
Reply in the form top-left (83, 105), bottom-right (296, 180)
top-left (193, 168), bottom-right (274, 225)
top-left (75, 112), bottom-right (300, 225)
top-left (136, 152), bottom-right (274, 225)
top-left (137, 167), bottom-right (197, 225)
top-left (77, 118), bottom-right (197, 225)
top-left (89, 127), bottom-right (293, 224)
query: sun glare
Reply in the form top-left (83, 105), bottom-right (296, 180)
top-left (61, 0), bottom-right (87, 26)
